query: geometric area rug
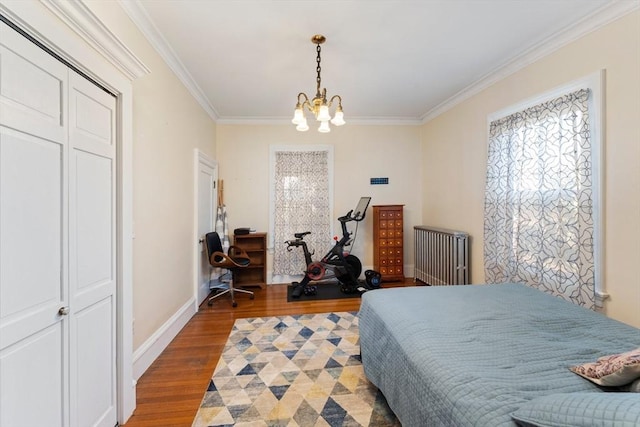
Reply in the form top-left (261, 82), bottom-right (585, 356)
top-left (191, 312), bottom-right (400, 426)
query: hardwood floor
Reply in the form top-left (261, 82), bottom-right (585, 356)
top-left (122, 280), bottom-right (415, 426)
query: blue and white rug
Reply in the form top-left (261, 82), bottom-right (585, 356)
top-left (192, 312), bottom-right (399, 426)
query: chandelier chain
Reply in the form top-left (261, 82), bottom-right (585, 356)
top-left (316, 44), bottom-right (322, 94)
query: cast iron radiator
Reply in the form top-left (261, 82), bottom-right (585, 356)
top-left (414, 226), bottom-right (469, 285)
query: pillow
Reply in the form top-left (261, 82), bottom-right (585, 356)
top-left (570, 347), bottom-right (640, 386)
top-left (511, 393), bottom-right (640, 427)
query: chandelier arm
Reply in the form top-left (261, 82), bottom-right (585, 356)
top-left (303, 101), bottom-right (315, 113)
top-left (297, 92), bottom-right (315, 113)
top-left (328, 95), bottom-right (342, 108)
top-left (296, 94), bottom-right (315, 113)
top-left (297, 92), bottom-right (310, 104)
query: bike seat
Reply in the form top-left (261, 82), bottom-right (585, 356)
top-left (294, 231), bottom-right (311, 239)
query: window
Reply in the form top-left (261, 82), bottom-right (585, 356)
top-left (269, 145), bottom-right (334, 282)
top-left (484, 72), bottom-right (604, 309)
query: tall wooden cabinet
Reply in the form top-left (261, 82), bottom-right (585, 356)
top-left (373, 205), bottom-right (405, 281)
top-left (233, 232), bottom-right (267, 289)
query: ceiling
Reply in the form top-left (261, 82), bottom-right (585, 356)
top-left (122, 0), bottom-right (621, 124)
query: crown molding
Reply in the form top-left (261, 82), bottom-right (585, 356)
top-left (118, 0), bottom-right (219, 120)
top-left (421, 0), bottom-right (639, 124)
top-left (216, 116), bottom-right (423, 126)
top-left (35, 0), bottom-right (150, 80)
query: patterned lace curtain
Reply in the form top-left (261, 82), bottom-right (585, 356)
top-left (273, 150), bottom-right (331, 276)
top-left (484, 89), bottom-right (595, 308)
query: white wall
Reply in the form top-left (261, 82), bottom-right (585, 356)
top-left (216, 124), bottom-right (422, 278)
top-left (420, 11), bottom-right (640, 328)
top-left (83, 2), bottom-right (217, 349)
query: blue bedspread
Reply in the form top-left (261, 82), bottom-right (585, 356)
top-left (358, 284), bottom-right (640, 426)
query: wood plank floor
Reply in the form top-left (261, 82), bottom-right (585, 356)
top-left (122, 280), bottom-right (415, 426)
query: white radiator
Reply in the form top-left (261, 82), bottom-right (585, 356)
top-left (414, 226), bottom-right (469, 285)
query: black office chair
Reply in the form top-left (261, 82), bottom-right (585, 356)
top-left (205, 231), bottom-right (254, 307)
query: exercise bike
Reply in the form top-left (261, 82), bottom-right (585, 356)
top-left (285, 197), bottom-right (371, 298)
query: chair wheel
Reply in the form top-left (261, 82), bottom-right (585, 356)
top-left (250, 294), bottom-right (255, 300)
top-left (207, 300), bottom-right (213, 306)
top-left (232, 301), bottom-right (237, 307)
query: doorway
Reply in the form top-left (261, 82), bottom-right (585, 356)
top-left (195, 151), bottom-right (218, 306)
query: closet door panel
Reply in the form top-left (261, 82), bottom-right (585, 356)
top-left (74, 297), bottom-right (115, 427)
top-left (0, 23), bottom-right (66, 143)
top-left (0, 324), bottom-right (64, 427)
top-left (72, 151), bottom-right (113, 293)
top-left (0, 131), bottom-right (64, 328)
top-left (69, 75), bottom-right (114, 157)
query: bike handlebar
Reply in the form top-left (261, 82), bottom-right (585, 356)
top-left (338, 209), bottom-right (354, 223)
top-left (288, 199), bottom-right (367, 244)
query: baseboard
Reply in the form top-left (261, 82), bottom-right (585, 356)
top-left (132, 297), bottom-right (196, 380)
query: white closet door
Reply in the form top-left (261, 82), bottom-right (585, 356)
top-left (0, 21), bottom-right (117, 427)
top-left (68, 72), bottom-right (117, 427)
top-left (0, 23), bottom-right (69, 427)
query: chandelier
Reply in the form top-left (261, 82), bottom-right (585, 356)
top-left (291, 35), bottom-right (345, 133)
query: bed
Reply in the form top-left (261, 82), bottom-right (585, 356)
top-left (358, 283), bottom-right (640, 426)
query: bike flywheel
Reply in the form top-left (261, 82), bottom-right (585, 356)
top-left (307, 262), bottom-right (325, 280)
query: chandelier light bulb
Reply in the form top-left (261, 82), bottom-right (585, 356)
top-left (292, 106), bottom-right (304, 125)
top-left (318, 121), bottom-right (331, 133)
top-left (317, 105), bottom-right (331, 122)
top-left (331, 109), bottom-right (345, 126)
top-left (296, 118), bottom-right (309, 132)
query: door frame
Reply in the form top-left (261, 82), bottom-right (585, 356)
top-left (193, 150), bottom-right (217, 311)
top-left (0, 1), bottom-right (149, 423)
